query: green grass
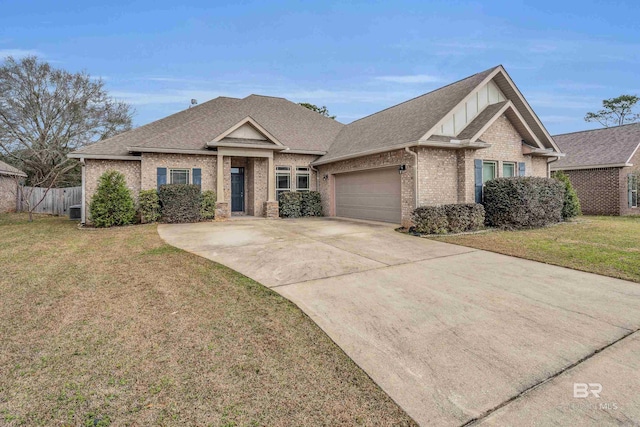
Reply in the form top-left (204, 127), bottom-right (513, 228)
top-left (0, 214), bottom-right (415, 426)
top-left (435, 216), bottom-right (640, 283)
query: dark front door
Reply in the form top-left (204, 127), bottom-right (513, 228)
top-left (231, 167), bottom-right (244, 212)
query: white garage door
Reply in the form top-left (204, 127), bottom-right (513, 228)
top-left (335, 167), bottom-right (401, 223)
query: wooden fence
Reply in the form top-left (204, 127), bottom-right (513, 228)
top-left (18, 186), bottom-right (81, 216)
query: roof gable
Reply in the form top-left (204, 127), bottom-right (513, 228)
top-left (210, 117), bottom-right (283, 146)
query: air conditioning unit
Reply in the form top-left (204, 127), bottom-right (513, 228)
top-left (69, 204), bottom-right (82, 221)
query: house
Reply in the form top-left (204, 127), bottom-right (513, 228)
top-left (0, 160), bottom-right (27, 213)
top-left (69, 65), bottom-right (561, 226)
top-left (551, 123), bottom-right (640, 215)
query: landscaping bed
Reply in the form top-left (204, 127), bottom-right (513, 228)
top-left (0, 213), bottom-right (415, 426)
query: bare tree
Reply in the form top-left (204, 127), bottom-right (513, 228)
top-left (0, 56), bottom-right (134, 217)
top-left (585, 94), bottom-right (640, 127)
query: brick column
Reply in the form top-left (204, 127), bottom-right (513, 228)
top-left (215, 154), bottom-right (230, 219)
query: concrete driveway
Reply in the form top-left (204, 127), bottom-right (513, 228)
top-left (158, 218), bottom-right (640, 426)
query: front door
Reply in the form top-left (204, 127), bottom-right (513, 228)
top-left (231, 167), bottom-right (244, 212)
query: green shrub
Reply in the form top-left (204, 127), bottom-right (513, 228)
top-left (412, 203), bottom-right (484, 234)
top-left (444, 203), bottom-right (486, 233)
top-left (138, 189), bottom-right (161, 223)
top-left (553, 171), bottom-right (581, 219)
top-left (200, 190), bottom-right (217, 220)
top-left (279, 192), bottom-right (303, 218)
top-left (89, 170), bottom-right (136, 227)
top-left (158, 184), bottom-right (202, 223)
top-left (411, 205), bottom-right (448, 234)
top-left (301, 191), bottom-right (323, 217)
top-left (483, 177), bottom-right (565, 229)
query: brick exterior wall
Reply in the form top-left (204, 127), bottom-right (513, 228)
top-left (0, 176), bottom-right (19, 213)
top-left (316, 149), bottom-right (416, 227)
top-left (273, 153), bottom-right (319, 191)
top-left (561, 168), bottom-right (622, 215)
top-left (84, 160), bottom-right (141, 223)
top-left (84, 152), bottom-right (319, 220)
top-left (557, 148), bottom-right (640, 216)
top-left (416, 114), bottom-right (549, 206)
top-left (140, 153), bottom-right (217, 192)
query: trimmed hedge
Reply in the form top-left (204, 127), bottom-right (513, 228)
top-left (89, 170), bottom-right (136, 228)
top-left (301, 191), bottom-right (323, 217)
top-left (553, 171), bottom-right (581, 219)
top-left (412, 203), bottom-right (485, 234)
top-left (158, 184), bottom-right (202, 223)
top-left (483, 177), bottom-right (565, 229)
top-left (139, 189), bottom-right (161, 224)
top-left (200, 190), bottom-right (217, 220)
top-left (279, 192), bottom-right (302, 218)
top-left (444, 203), bottom-right (485, 233)
top-left (279, 191), bottom-right (323, 218)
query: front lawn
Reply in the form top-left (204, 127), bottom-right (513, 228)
top-left (0, 214), bottom-right (414, 426)
top-left (435, 216), bottom-right (640, 283)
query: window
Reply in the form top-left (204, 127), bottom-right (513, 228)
top-left (296, 167), bottom-right (310, 192)
top-left (170, 168), bottom-right (190, 185)
top-left (482, 161), bottom-right (497, 184)
top-left (502, 162), bottom-right (516, 178)
top-left (630, 174), bottom-right (638, 208)
top-left (276, 166), bottom-right (291, 199)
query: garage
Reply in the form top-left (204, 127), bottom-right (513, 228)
top-left (334, 167), bottom-right (401, 223)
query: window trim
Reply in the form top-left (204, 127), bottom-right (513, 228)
top-left (295, 167), bottom-right (310, 192)
top-left (276, 166), bottom-right (291, 198)
top-left (169, 168), bottom-right (191, 185)
top-left (630, 174), bottom-right (638, 208)
top-left (502, 161), bottom-right (516, 178)
top-left (482, 160), bottom-right (497, 184)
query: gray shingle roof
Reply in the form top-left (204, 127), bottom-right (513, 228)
top-left (0, 160), bottom-right (26, 177)
top-left (457, 101), bottom-right (507, 140)
top-left (315, 66), bottom-right (499, 163)
top-left (73, 95), bottom-right (343, 156)
top-left (553, 123), bottom-right (640, 169)
top-left (72, 65), bottom-right (541, 164)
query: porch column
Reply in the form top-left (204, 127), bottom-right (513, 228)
top-left (264, 152), bottom-right (279, 218)
top-left (215, 153), bottom-right (230, 219)
top-left (267, 154), bottom-right (275, 202)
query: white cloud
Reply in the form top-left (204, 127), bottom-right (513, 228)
top-left (374, 74), bottom-right (442, 84)
top-left (0, 48), bottom-right (42, 59)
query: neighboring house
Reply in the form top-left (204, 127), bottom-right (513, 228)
top-left (69, 65), bottom-right (561, 226)
top-left (0, 160), bottom-right (27, 213)
top-left (552, 124), bottom-right (640, 216)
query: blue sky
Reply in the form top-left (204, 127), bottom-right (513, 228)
top-left (2, 0), bottom-right (639, 134)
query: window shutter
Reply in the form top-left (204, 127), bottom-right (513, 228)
top-left (192, 168), bottom-right (202, 189)
top-left (157, 167), bottom-right (167, 190)
top-left (518, 162), bottom-right (526, 176)
top-left (629, 174), bottom-right (635, 208)
top-left (474, 159), bottom-right (483, 203)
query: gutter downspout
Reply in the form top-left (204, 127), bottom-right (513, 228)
top-left (547, 156), bottom-right (560, 178)
top-left (405, 147), bottom-right (419, 209)
top-left (310, 164), bottom-right (320, 192)
top-left (80, 158), bottom-right (86, 224)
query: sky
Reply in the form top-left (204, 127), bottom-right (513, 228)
top-left (1, 0), bottom-right (639, 135)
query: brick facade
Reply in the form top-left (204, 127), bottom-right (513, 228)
top-left (561, 168), bottom-right (622, 215)
top-left (317, 149), bottom-right (416, 227)
top-left (561, 147), bottom-right (640, 216)
top-left (0, 176), bottom-right (19, 213)
top-left (82, 115), bottom-right (552, 225)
